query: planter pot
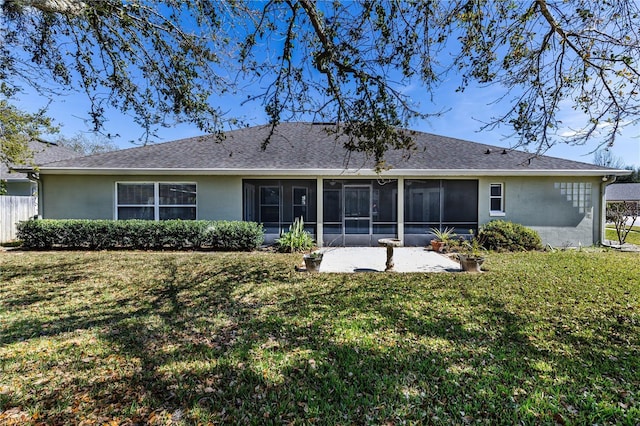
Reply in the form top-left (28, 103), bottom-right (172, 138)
top-left (430, 240), bottom-right (446, 252)
top-left (458, 254), bottom-right (485, 272)
top-left (303, 254), bottom-right (323, 272)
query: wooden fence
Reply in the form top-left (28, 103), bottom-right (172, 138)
top-left (0, 196), bottom-right (37, 242)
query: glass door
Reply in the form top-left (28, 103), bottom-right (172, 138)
top-left (344, 186), bottom-right (371, 235)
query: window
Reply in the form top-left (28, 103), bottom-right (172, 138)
top-left (490, 183), bottom-right (505, 216)
top-left (405, 180), bottom-right (440, 223)
top-left (117, 183), bottom-right (155, 220)
top-left (244, 180), bottom-right (317, 235)
top-left (116, 182), bottom-right (196, 220)
top-left (260, 186), bottom-right (280, 223)
top-left (293, 187), bottom-right (308, 220)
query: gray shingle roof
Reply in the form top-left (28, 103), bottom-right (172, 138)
top-left (606, 183), bottom-right (640, 201)
top-left (39, 123), bottom-right (617, 174)
top-left (1, 140), bottom-right (82, 180)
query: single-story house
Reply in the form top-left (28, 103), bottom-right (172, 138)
top-left (19, 123), bottom-right (629, 247)
top-left (606, 183), bottom-right (640, 215)
top-left (2, 140), bottom-right (81, 242)
top-left (1, 140), bottom-right (81, 196)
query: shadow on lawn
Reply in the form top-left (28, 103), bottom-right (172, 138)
top-left (103, 268), bottom-right (636, 423)
top-left (2, 255), bottom-right (637, 424)
top-left (0, 259), bottom-right (107, 344)
top-left (0, 259), bottom-right (91, 305)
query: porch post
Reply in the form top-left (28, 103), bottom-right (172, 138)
top-left (397, 177), bottom-right (404, 243)
top-left (316, 177), bottom-right (324, 247)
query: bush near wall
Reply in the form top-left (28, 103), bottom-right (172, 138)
top-left (478, 220), bottom-right (542, 252)
top-left (16, 219), bottom-right (264, 251)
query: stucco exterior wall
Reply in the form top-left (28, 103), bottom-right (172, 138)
top-left (477, 176), bottom-right (603, 247)
top-left (40, 173), bottom-right (605, 247)
top-left (40, 174), bottom-right (243, 220)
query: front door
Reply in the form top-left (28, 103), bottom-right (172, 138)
top-left (344, 185), bottom-right (371, 245)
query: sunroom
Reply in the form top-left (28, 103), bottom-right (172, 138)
top-left (242, 178), bottom-right (479, 246)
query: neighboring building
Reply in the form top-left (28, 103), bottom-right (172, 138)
top-left (1, 140), bottom-right (81, 242)
top-left (1, 140), bottom-right (81, 196)
top-left (19, 123), bottom-right (629, 247)
top-left (606, 183), bottom-right (640, 214)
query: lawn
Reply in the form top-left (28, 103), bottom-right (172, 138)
top-left (606, 225), bottom-right (640, 245)
top-left (1, 250), bottom-right (638, 425)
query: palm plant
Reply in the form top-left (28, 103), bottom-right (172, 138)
top-left (429, 227), bottom-right (456, 243)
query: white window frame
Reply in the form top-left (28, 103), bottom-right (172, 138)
top-left (489, 183), bottom-right (506, 217)
top-left (115, 182), bottom-right (197, 220)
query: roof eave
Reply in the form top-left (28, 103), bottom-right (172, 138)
top-left (31, 167), bottom-right (630, 177)
top-left (0, 177), bottom-right (30, 182)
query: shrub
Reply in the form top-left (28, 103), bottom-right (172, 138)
top-left (15, 219), bottom-right (61, 249)
top-left (275, 217), bottom-right (315, 253)
top-left (16, 219), bottom-right (264, 251)
top-left (202, 220), bottom-right (265, 251)
top-left (478, 220), bottom-right (542, 252)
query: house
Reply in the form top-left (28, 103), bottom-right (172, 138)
top-left (606, 183), bottom-right (640, 215)
top-left (20, 123), bottom-right (629, 247)
top-left (1, 140), bottom-right (81, 196)
top-left (1, 140), bottom-right (82, 242)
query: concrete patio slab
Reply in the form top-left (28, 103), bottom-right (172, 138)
top-left (317, 247), bottom-right (461, 273)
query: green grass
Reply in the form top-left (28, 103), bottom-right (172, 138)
top-left (606, 225), bottom-right (640, 245)
top-left (1, 250), bottom-right (639, 425)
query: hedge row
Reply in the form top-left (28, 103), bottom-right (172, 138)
top-left (16, 219), bottom-right (264, 251)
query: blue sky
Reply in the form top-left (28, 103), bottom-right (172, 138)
top-left (415, 82), bottom-right (640, 168)
top-left (9, 0), bottom-right (639, 170)
top-left (17, 77), bottom-right (638, 169)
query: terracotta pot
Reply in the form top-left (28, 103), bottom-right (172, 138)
top-left (430, 240), bottom-right (445, 252)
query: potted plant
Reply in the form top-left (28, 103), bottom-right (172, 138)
top-left (429, 227), bottom-right (456, 252)
top-left (457, 231), bottom-right (486, 272)
top-left (302, 250), bottom-right (323, 272)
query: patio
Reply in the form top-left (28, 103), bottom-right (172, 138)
top-left (316, 246), bottom-right (461, 273)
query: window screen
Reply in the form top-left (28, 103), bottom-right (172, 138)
top-left (442, 180), bottom-right (478, 223)
top-left (404, 179), bottom-right (478, 232)
top-left (117, 183), bottom-right (154, 205)
top-left (116, 182), bottom-right (196, 220)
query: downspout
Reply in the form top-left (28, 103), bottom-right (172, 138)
top-left (26, 172), bottom-right (41, 219)
top-left (600, 174), bottom-right (617, 245)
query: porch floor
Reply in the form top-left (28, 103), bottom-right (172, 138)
top-left (317, 247), bottom-right (461, 273)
